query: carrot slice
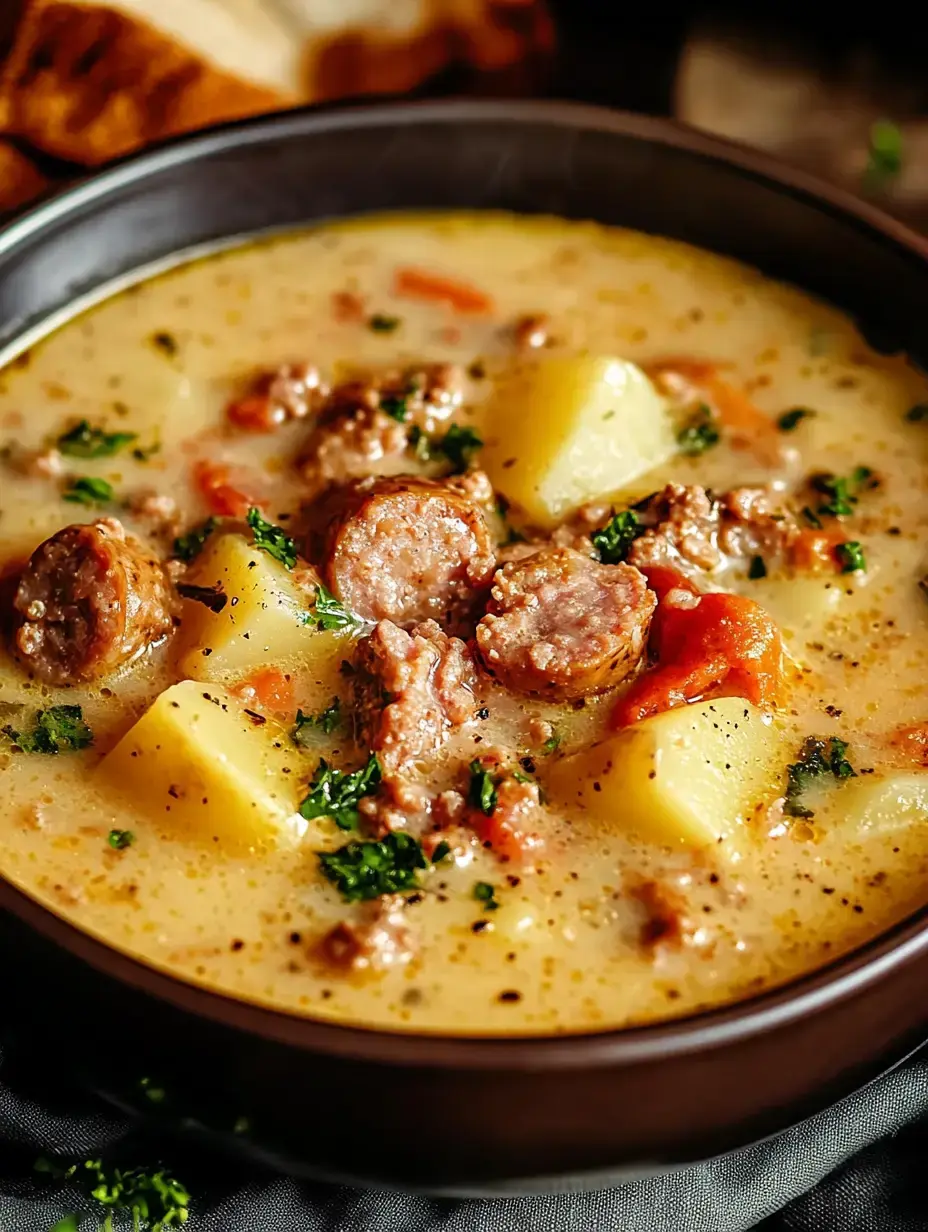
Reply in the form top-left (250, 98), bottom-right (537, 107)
top-left (889, 723), bottom-right (928, 767)
top-left (232, 667), bottom-right (294, 717)
top-left (614, 592), bottom-right (783, 727)
top-left (788, 528), bottom-right (846, 573)
top-left (193, 460), bottom-right (259, 518)
top-left (227, 394), bottom-right (286, 433)
top-left (394, 267), bottom-right (494, 315)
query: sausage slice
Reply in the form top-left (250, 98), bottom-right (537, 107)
top-left (323, 476), bottom-right (496, 628)
top-left (12, 518), bottom-right (174, 684)
top-left (476, 547), bottom-right (655, 700)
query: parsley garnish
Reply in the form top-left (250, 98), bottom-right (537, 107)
top-left (299, 754), bottom-right (381, 830)
top-left (591, 510), bottom-right (642, 564)
top-left (813, 468), bottom-right (873, 518)
top-left (802, 506), bottom-right (823, 529)
top-left (836, 541), bottom-right (866, 573)
top-left (246, 507), bottom-right (297, 570)
top-left (3, 705), bottom-right (93, 754)
top-left (291, 698), bottom-right (343, 745)
top-left (676, 404), bottom-right (720, 456)
top-left (35, 1155), bottom-right (189, 1232)
top-left (369, 314), bottom-right (401, 333)
top-left (863, 119), bottom-right (903, 194)
top-left (748, 555), bottom-right (767, 580)
top-left (541, 732), bottom-right (560, 755)
top-left (57, 419), bottom-right (136, 458)
top-left (318, 830), bottom-right (428, 902)
top-left (474, 881), bottom-right (499, 911)
top-left (304, 582), bottom-right (360, 632)
top-left (408, 425), bottom-right (433, 461)
top-left (176, 582), bottom-right (227, 613)
top-left (777, 408), bottom-right (815, 432)
top-left (468, 759), bottom-right (498, 816)
top-left (431, 840), bottom-right (452, 863)
top-left (173, 517), bottom-right (218, 562)
top-left (438, 424), bottom-right (483, 473)
top-left (784, 736), bottom-right (857, 818)
top-left (63, 476), bottom-right (114, 507)
top-left (108, 829), bottom-right (135, 850)
top-left (905, 403), bottom-right (928, 422)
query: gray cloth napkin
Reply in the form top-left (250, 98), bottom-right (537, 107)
top-left (1, 1034), bottom-right (925, 1231)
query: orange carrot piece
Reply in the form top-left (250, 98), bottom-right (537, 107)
top-left (889, 723), bottom-right (928, 767)
top-left (394, 267), bottom-right (494, 315)
top-left (648, 358), bottom-right (782, 461)
top-left (788, 528), bottom-right (847, 574)
top-left (232, 667), bottom-right (294, 717)
top-left (226, 394), bottom-right (286, 433)
top-left (193, 460), bottom-right (259, 518)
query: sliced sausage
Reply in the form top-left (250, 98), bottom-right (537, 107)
top-left (476, 546), bottom-right (655, 700)
top-left (323, 476), bottom-right (496, 629)
top-left (12, 518), bottom-right (173, 684)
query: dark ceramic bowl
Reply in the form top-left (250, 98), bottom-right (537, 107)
top-left (1, 100), bottom-right (927, 1196)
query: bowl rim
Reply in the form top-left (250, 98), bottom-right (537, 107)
top-left (2, 96), bottom-right (928, 1070)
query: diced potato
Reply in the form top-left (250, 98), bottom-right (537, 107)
top-left (481, 356), bottom-right (676, 525)
top-left (747, 576), bottom-right (845, 640)
top-left (548, 698), bottom-right (789, 861)
top-left (175, 532), bottom-right (352, 681)
top-left (838, 772), bottom-right (928, 837)
top-left (98, 680), bottom-right (307, 854)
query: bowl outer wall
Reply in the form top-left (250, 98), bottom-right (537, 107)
top-left (0, 100), bottom-right (926, 1191)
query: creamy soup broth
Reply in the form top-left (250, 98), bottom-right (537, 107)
top-left (0, 213), bottom-right (926, 1034)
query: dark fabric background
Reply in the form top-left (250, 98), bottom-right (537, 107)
top-left (1, 1030), bottom-right (926, 1230)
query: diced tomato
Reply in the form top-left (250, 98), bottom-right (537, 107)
top-left (789, 528), bottom-right (846, 573)
top-left (614, 591), bottom-right (783, 727)
top-left (193, 460), bottom-right (259, 517)
top-left (394, 267), bottom-right (494, 315)
top-left (226, 394), bottom-right (286, 433)
top-left (232, 667), bottom-right (294, 717)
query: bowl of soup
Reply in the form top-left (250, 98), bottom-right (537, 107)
top-left (0, 100), bottom-right (926, 1193)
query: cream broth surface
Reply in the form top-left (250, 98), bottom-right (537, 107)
top-left (0, 213), bottom-right (927, 1035)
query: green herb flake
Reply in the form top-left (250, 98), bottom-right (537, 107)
top-left (368, 314), bottom-right (401, 333)
top-left (836, 540), bottom-right (866, 574)
top-left (408, 424), bottom-right (433, 461)
top-left (3, 705), bottom-right (93, 754)
top-left (438, 423), bottom-right (483, 473)
top-left (905, 402), bottom-right (928, 423)
top-left (172, 516), bottom-right (218, 563)
top-left (139, 1076), bottom-right (166, 1104)
top-left (108, 829), bottom-right (135, 851)
top-left (35, 1156), bottom-right (190, 1232)
top-left (62, 475), bottom-right (114, 507)
top-left (541, 731), bottom-right (561, 755)
top-left (802, 506), bottom-right (823, 530)
top-left (784, 736), bottom-right (857, 818)
top-left (431, 840), bottom-right (452, 863)
top-left (57, 419), bottom-right (137, 459)
top-left (748, 555), bottom-right (767, 580)
top-left (473, 881), bottom-right (499, 911)
top-left (246, 506), bottom-right (297, 569)
top-left (777, 408), bottom-right (816, 432)
top-left (291, 698), bottom-right (343, 745)
top-left (51, 1215), bottom-right (80, 1232)
top-left (318, 830), bottom-right (428, 902)
top-left (304, 582), bottom-right (361, 632)
top-left (591, 510), bottom-right (642, 564)
top-left (863, 119), bottom-right (903, 194)
top-left (299, 754), bottom-right (381, 830)
top-left (676, 404), bottom-right (720, 456)
top-left (468, 759), bottom-right (498, 816)
top-left (813, 467), bottom-right (874, 518)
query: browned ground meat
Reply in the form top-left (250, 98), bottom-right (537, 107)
top-left (629, 878), bottom-right (712, 956)
top-left (324, 476), bottom-right (496, 628)
top-left (497, 501), bottom-right (608, 565)
top-left (717, 486), bottom-right (799, 559)
top-left (299, 405), bottom-right (409, 498)
top-left (355, 619), bottom-right (477, 774)
top-left (476, 547), bottom-right (655, 700)
top-left (321, 895), bottom-right (416, 972)
top-left (12, 518), bottom-right (173, 684)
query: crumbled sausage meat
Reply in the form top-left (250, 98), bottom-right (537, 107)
top-left (299, 405), bottom-right (409, 498)
top-left (321, 895), bottom-right (416, 972)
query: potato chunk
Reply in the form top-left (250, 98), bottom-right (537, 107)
top-left (481, 356), bottom-right (676, 525)
top-left (98, 680), bottom-right (306, 853)
top-left (838, 772), bottom-right (928, 837)
top-left (175, 532), bottom-right (352, 681)
top-left (548, 698), bottom-right (788, 861)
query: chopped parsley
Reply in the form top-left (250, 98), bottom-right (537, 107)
top-left (368, 313), bottom-right (401, 333)
top-left (813, 467), bottom-right (874, 518)
top-left (35, 1155), bottom-right (190, 1232)
top-left (304, 582), bottom-right (360, 632)
top-left (748, 555), bottom-right (767, 580)
top-left (863, 119), bottom-right (903, 194)
top-left (246, 507), bottom-right (297, 569)
top-left (591, 510), bottom-right (642, 564)
top-left (801, 506), bottom-right (823, 529)
top-left (57, 419), bottom-right (136, 458)
top-left (108, 829), bottom-right (135, 850)
top-left (437, 423), bottom-right (483, 473)
top-left (431, 840), bottom-right (452, 863)
top-left (784, 736), bottom-right (857, 818)
top-left (905, 403), bottom-right (928, 422)
top-left (468, 759), bottom-right (498, 816)
top-left (473, 881), bottom-right (500, 911)
top-left (676, 404), bottom-right (720, 456)
top-left (291, 697), bottom-right (343, 744)
top-left (173, 516), bottom-right (218, 562)
top-left (151, 330), bottom-right (179, 358)
top-left (3, 705), bottom-right (93, 754)
top-left (836, 540), bottom-right (866, 573)
top-left (318, 830), bottom-right (428, 902)
top-left (176, 582), bottom-right (227, 613)
top-left (62, 475), bottom-right (114, 507)
top-left (299, 754), bottom-right (381, 830)
top-left (777, 408), bottom-right (816, 432)
top-left (541, 731), bottom-right (561, 755)
top-left (408, 424), bottom-right (433, 461)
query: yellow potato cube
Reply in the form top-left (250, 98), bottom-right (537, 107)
top-left (175, 532), bottom-right (353, 681)
top-left (838, 772), bottom-right (928, 837)
top-left (481, 355), bottom-right (676, 525)
top-left (98, 680), bottom-right (308, 854)
top-left (548, 698), bottom-right (789, 861)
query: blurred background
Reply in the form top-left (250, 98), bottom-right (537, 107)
top-left (0, 1), bottom-right (924, 227)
